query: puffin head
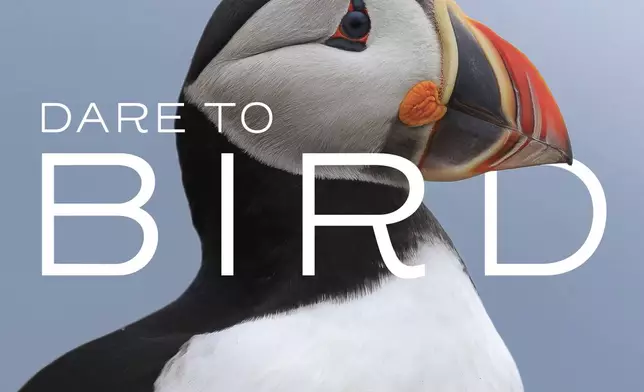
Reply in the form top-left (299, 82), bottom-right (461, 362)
top-left (183, 0), bottom-right (572, 185)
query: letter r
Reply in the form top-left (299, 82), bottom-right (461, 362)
top-left (302, 153), bottom-right (426, 279)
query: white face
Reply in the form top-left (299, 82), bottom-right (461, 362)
top-left (184, 0), bottom-right (442, 185)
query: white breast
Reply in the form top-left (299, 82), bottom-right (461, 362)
top-left (154, 242), bottom-right (523, 392)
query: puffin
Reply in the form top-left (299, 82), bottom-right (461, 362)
top-left (20, 0), bottom-right (573, 391)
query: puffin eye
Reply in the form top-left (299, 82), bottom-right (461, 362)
top-left (341, 11), bottom-right (371, 39)
top-left (325, 1), bottom-right (371, 52)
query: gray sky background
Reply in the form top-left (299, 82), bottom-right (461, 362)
top-left (1, 0), bottom-right (643, 391)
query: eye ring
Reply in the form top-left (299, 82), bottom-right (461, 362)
top-left (325, 1), bottom-right (371, 52)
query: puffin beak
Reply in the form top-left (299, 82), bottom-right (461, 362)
top-left (399, 0), bottom-right (573, 181)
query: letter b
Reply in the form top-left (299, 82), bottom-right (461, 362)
top-left (41, 153), bottom-right (158, 276)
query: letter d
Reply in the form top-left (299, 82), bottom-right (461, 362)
top-left (42, 153), bottom-right (158, 276)
top-left (42, 103), bottom-right (72, 133)
top-left (484, 159), bottom-right (607, 276)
